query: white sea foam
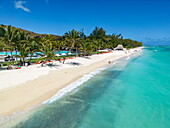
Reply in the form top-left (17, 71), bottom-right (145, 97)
top-left (112, 60), bottom-right (119, 65)
top-left (43, 66), bottom-right (108, 104)
top-left (125, 56), bottom-right (130, 60)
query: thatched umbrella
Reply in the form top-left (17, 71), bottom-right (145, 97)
top-left (115, 45), bottom-right (124, 50)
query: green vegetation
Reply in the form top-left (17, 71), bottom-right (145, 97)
top-left (0, 25), bottom-right (142, 66)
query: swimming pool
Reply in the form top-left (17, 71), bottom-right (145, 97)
top-left (0, 51), bottom-right (69, 56)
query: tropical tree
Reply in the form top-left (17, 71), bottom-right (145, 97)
top-left (15, 41), bottom-right (30, 65)
top-left (63, 29), bottom-right (81, 55)
top-left (56, 39), bottom-right (66, 54)
top-left (0, 40), bottom-right (4, 51)
top-left (37, 35), bottom-right (57, 64)
top-left (28, 38), bottom-right (39, 60)
top-left (14, 32), bottom-right (33, 65)
top-left (89, 27), bottom-right (106, 39)
top-left (79, 39), bottom-right (94, 55)
top-left (0, 26), bottom-right (20, 64)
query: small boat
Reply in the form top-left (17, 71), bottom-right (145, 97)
top-left (153, 50), bottom-right (157, 52)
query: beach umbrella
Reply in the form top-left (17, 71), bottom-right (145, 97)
top-left (61, 53), bottom-right (67, 56)
top-left (55, 54), bottom-right (60, 56)
top-left (115, 44), bottom-right (124, 50)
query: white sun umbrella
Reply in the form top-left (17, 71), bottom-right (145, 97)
top-left (68, 52), bottom-right (72, 55)
top-left (55, 54), bottom-right (60, 57)
top-left (61, 53), bottom-right (67, 56)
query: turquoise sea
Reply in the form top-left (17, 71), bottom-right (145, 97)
top-left (2, 46), bottom-right (170, 128)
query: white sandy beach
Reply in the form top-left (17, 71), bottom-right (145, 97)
top-left (0, 51), bottom-right (130, 91)
top-left (0, 48), bottom-right (141, 117)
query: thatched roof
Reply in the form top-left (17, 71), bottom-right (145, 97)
top-left (115, 45), bottom-right (124, 50)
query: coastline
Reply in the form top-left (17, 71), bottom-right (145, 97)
top-left (0, 48), bottom-right (142, 118)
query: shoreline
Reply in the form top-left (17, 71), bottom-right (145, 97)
top-left (0, 48), bottom-right (142, 118)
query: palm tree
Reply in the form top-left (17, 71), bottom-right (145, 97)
top-left (56, 40), bottom-right (65, 55)
top-left (37, 35), bottom-right (57, 65)
top-left (79, 39), bottom-right (94, 56)
top-left (15, 41), bottom-right (30, 66)
top-left (89, 27), bottom-right (106, 39)
top-left (14, 31), bottom-right (26, 61)
top-left (28, 38), bottom-right (38, 61)
top-left (63, 29), bottom-right (81, 56)
top-left (0, 39), bottom-right (5, 51)
top-left (14, 31), bottom-right (34, 65)
top-left (0, 25), bottom-right (19, 64)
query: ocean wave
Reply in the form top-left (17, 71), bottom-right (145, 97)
top-left (42, 66), bottom-right (108, 104)
top-left (125, 56), bottom-right (130, 60)
top-left (112, 60), bottom-right (119, 65)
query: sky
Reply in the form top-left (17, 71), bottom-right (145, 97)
top-left (0, 0), bottom-right (170, 45)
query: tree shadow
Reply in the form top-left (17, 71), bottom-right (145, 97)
top-left (37, 63), bottom-right (61, 69)
top-left (82, 56), bottom-right (91, 59)
top-left (0, 67), bottom-right (7, 71)
top-left (66, 62), bottom-right (83, 66)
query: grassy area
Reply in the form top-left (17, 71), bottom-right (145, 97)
top-left (0, 61), bottom-right (18, 66)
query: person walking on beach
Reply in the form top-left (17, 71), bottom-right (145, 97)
top-left (108, 61), bottom-right (111, 64)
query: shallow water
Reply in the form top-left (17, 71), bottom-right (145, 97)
top-left (3, 46), bottom-right (170, 128)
